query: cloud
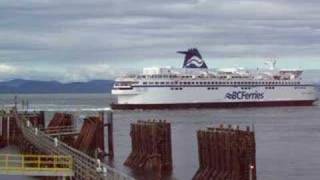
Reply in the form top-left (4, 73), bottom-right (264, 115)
top-left (0, 64), bottom-right (17, 74)
top-left (0, 0), bottom-right (320, 81)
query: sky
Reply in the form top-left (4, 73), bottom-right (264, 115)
top-left (1, 0), bottom-right (320, 82)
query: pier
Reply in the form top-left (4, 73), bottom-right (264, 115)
top-left (0, 108), bottom-right (133, 180)
top-left (0, 106), bottom-right (257, 180)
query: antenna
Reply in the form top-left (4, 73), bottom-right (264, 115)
top-left (264, 55), bottom-right (278, 70)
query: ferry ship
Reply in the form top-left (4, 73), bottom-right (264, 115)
top-left (111, 48), bottom-right (317, 109)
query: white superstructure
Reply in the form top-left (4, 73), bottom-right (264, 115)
top-left (111, 49), bottom-right (317, 109)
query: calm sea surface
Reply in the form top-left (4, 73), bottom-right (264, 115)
top-left (0, 93), bottom-right (319, 180)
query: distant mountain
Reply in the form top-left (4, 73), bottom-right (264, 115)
top-left (0, 79), bottom-right (114, 93)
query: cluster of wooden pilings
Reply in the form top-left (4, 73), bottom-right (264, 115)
top-left (193, 124), bottom-right (256, 180)
top-left (73, 116), bottom-right (105, 159)
top-left (43, 112), bottom-right (113, 160)
top-left (47, 112), bottom-right (73, 132)
top-left (124, 120), bottom-right (172, 173)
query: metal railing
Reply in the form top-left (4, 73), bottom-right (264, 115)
top-left (41, 125), bottom-right (79, 136)
top-left (12, 111), bottom-right (134, 180)
top-left (0, 154), bottom-right (73, 176)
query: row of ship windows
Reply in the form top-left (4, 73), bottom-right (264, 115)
top-left (170, 86), bottom-right (277, 91)
top-left (137, 75), bottom-right (247, 79)
top-left (142, 81), bottom-right (300, 85)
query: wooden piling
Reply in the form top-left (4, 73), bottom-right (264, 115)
top-left (104, 110), bottom-right (114, 159)
top-left (124, 120), bottom-right (172, 176)
top-left (193, 124), bottom-right (256, 180)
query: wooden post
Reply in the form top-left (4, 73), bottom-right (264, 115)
top-left (7, 116), bottom-right (10, 145)
top-left (106, 110), bottom-right (114, 159)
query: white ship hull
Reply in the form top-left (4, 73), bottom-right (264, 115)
top-left (111, 85), bottom-right (317, 109)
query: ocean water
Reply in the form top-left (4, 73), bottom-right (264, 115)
top-left (0, 93), bottom-right (319, 180)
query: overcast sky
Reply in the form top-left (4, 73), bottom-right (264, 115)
top-left (1, 0), bottom-right (320, 81)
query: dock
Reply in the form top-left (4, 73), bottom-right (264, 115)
top-left (0, 106), bottom-right (257, 180)
top-left (0, 108), bottom-right (134, 180)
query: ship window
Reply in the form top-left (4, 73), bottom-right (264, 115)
top-left (200, 82), bottom-right (203, 85)
top-left (155, 82), bottom-right (159, 85)
top-left (149, 82), bottom-right (154, 85)
top-left (160, 82), bottom-right (165, 85)
top-left (166, 82), bottom-right (170, 85)
top-left (265, 86), bottom-right (275, 90)
top-left (203, 82), bottom-right (207, 85)
top-left (191, 82), bottom-right (195, 85)
top-left (143, 82), bottom-right (147, 85)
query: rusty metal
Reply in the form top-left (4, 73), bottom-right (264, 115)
top-left (124, 120), bottom-right (172, 175)
top-left (193, 124), bottom-right (256, 180)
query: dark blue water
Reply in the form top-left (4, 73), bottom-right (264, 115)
top-left (0, 93), bottom-right (319, 180)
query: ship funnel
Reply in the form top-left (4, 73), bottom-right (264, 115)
top-left (177, 48), bottom-right (208, 69)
